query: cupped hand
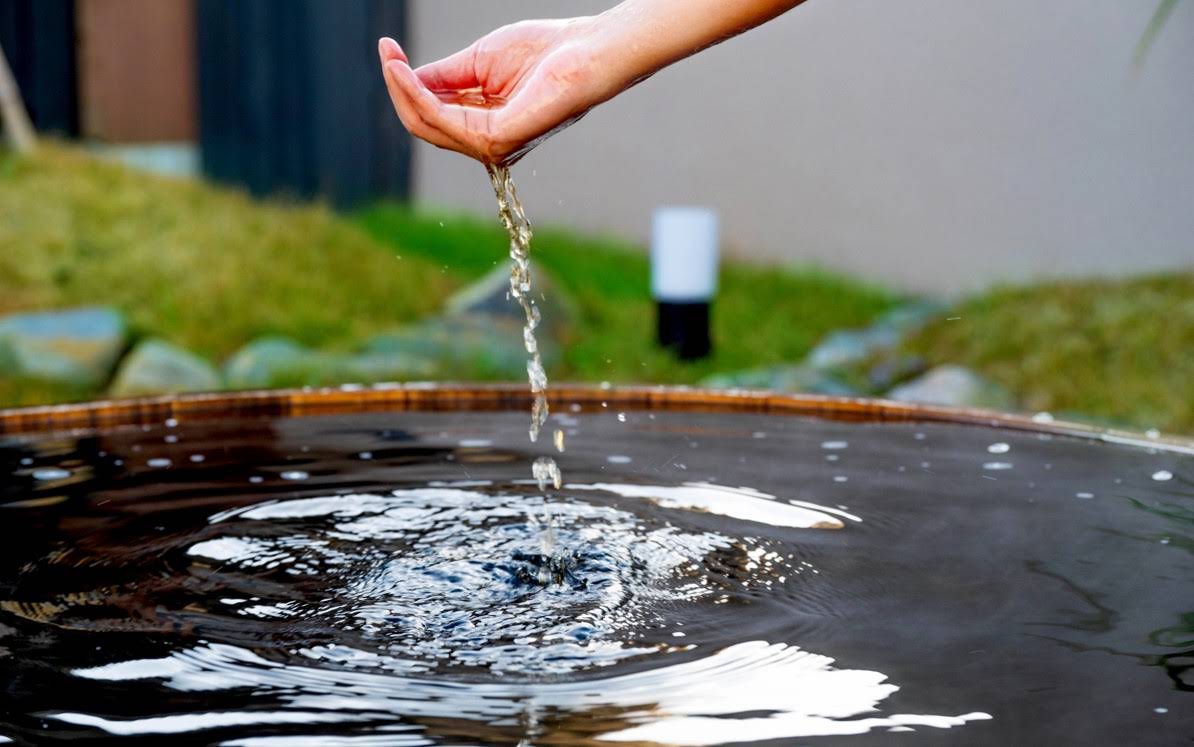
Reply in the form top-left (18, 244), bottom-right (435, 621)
top-left (379, 19), bottom-right (614, 165)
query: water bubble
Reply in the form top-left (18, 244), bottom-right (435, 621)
top-left (987, 443), bottom-right (1010, 454)
top-left (1145, 429), bottom-right (1161, 440)
top-left (1151, 470), bottom-right (1173, 482)
top-left (607, 455), bottom-right (632, 465)
top-left (249, 476), bottom-right (264, 484)
top-left (983, 462), bottom-right (1014, 471)
top-left (617, 413), bottom-right (627, 423)
top-left (147, 459), bottom-right (172, 469)
top-left (1155, 708), bottom-right (1168, 714)
top-left (915, 433), bottom-right (926, 441)
top-left (19, 458), bottom-right (32, 466)
top-left (32, 468), bottom-right (71, 481)
top-left (553, 429), bottom-right (565, 453)
top-left (459, 439), bottom-right (492, 448)
top-left (821, 441), bottom-right (849, 450)
top-left (189, 454), bottom-right (206, 463)
top-left (1075, 492), bottom-right (1094, 499)
top-left (164, 435), bottom-right (179, 444)
top-left (1032, 412), bottom-right (1055, 424)
top-left (833, 476), bottom-right (848, 483)
top-left (532, 457), bottom-right (562, 491)
top-left (826, 454), bottom-right (840, 462)
top-left (165, 418), bottom-right (179, 428)
top-left (281, 471), bottom-right (309, 481)
top-left (358, 452), bottom-right (373, 461)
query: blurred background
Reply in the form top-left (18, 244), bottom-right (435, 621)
top-left (0, 0), bottom-right (1191, 433)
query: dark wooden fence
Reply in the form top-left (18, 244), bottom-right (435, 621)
top-left (196, 0), bottom-right (411, 207)
top-left (0, 0), bottom-right (77, 136)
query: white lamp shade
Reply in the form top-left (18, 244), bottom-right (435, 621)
top-left (651, 207), bottom-right (719, 302)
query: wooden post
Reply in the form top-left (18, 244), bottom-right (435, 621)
top-left (0, 40), bottom-right (37, 153)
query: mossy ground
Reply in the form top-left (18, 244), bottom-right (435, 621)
top-left (900, 273), bottom-right (1194, 433)
top-left (2, 145), bottom-right (1189, 435)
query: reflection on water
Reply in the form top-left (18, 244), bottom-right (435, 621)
top-left (0, 410), bottom-right (1190, 744)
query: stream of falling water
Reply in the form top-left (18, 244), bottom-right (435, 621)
top-left (488, 164), bottom-right (565, 582)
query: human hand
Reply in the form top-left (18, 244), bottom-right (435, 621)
top-left (379, 19), bottom-right (616, 165)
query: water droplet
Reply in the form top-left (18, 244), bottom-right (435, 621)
top-left (1155, 707), bottom-right (1168, 714)
top-left (189, 454), bottom-right (206, 463)
top-left (914, 433), bottom-right (926, 441)
top-left (165, 418), bottom-right (179, 428)
top-left (821, 441), bottom-right (849, 450)
top-left (607, 455), bottom-right (632, 465)
top-left (164, 435), bottom-right (179, 444)
top-left (983, 462), bottom-right (1014, 471)
top-left (617, 413), bottom-right (627, 423)
top-left (32, 468), bottom-right (71, 481)
top-left (249, 476), bottom-right (264, 484)
top-left (553, 429), bottom-right (565, 453)
top-left (281, 471), bottom-right (309, 481)
top-left (1075, 492), bottom-right (1094, 499)
top-left (147, 458), bottom-right (172, 469)
top-left (1145, 428), bottom-right (1161, 440)
top-left (833, 476), bottom-right (848, 483)
top-left (1151, 470), bottom-right (1173, 482)
top-left (359, 452), bottom-right (373, 461)
top-left (459, 439), bottom-right (492, 448)
top-left (987, 443), bottom-right (1010, 454)
top-left (1032, 412), bottom-right (1054, 424)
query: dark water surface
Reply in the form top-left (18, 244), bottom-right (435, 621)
top-left (0, 409), bottom-right (1190, 745)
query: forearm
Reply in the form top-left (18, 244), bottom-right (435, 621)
top-left (590, 0), bottom-right (807, 91)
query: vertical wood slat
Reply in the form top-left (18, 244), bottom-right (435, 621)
top-left (0, 0), bottom-right (76, 136)
top-left (196, 0), bottom-right (410, 207)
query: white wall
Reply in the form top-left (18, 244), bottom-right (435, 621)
top-left (408, 0), bottom-right (1193, 295)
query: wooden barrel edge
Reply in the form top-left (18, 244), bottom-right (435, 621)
top-left (0, 383), bottom-right (1190, 454)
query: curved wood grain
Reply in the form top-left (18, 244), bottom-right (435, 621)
top-left (0, 383), bottom-right (1190, 454)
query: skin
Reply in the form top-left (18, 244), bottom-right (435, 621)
top-left (379, 0), bottom-right (807, 165)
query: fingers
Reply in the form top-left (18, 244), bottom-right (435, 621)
top-left (414, 46), bottom-right (482, 92)
top-left (381, 59), bottom-right (460, 153)
top-left (377, 37), bottom-right (408, 65)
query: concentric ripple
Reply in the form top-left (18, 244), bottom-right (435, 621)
top-left (188, 485), bottom-right (772, 676)
top-left (2, 409), bottom-right (1190, 745)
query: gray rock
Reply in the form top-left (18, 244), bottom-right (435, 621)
top-left (867, 355), bottom-right (928, 391)
top-left (223, 336), bottom-right (435, 390)
top-left (109, 339), bottom-right (221, 397)
top-left (806, 301), bottom-right (945, 370)
top-left (807, 327), bottom-right (899, 370)
top-left (367, 315), bottom-right (555, 380)
top-left (444, 261), bottom-right (575, 340)
top-left (702, 363), bottom-right (858, 396)
top-left (885, 365), bottom-right (1015, 410)
top-left (0, 307), bottom-right (127, 386)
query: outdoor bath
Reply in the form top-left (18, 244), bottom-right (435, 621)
top-left (0, 385), bottom-right (1189, 745)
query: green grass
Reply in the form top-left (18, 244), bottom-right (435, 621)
top-left (903, 273), bottom-right (1194, 433)
top-left (0, 144), bottom-right (459, 361)
top-left (356, 205), bottom-right (901, 384)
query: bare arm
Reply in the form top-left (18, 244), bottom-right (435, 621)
top-left (379, 0), bottom-right (806, 164)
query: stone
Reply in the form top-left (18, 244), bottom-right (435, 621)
top-left (0, 307), bottom-right (127, 386)
top-left (806, 327), bottom-right (898, 370)
top-left (366, 314), bottom-right (553, 381)
top-left (805, 301), bottom-right (945, 370)
top-left (885, 365), bottom-right (1015, 410)
top-left (109, 339), bottom-right (222, 397)
top-left (223, 336), bottom-right (435, 390)
top-left (867, 355), bottom-right (928, 391)
top-left (701, 363), bottom-right (858, 397)
top-left (444, 261), bottom-right (575, 340)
